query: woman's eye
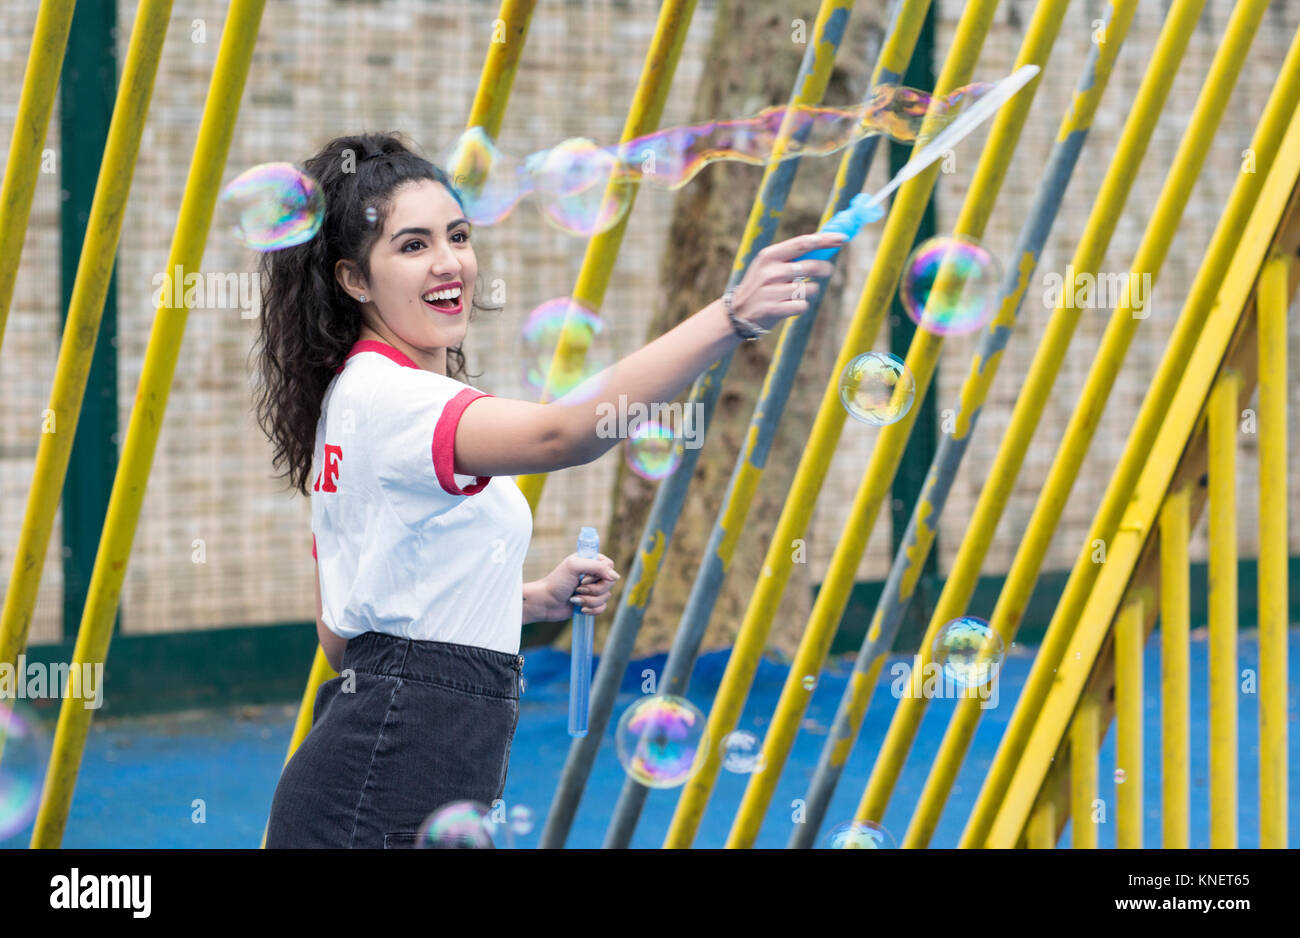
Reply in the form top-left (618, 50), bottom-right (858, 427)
top-left (402, 232), bottom-right (468, 251)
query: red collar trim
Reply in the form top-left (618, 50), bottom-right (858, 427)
top-left (335, 340), bottom-right (421, 373)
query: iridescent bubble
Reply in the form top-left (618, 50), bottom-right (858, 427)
top-left (801, 674), bottom-right (817, 692)
top-left (615, 694), bottom-right (708, 789)
top-left (609, 78), bottom-right (1007, 192)
top-left (442, 126), bottom-right (529, 227)
top-left (932, 616), bottom-right (1004, 688)
top-left (822, 819), bottom-right (895, 849)
top-left (0, 701), bottom-right (47, 843)
top-left (415, 800), bottom-right (502, 849)
top-left (625, 421), bottom-right (682, 482)
top-left (364, 205), bottom-right (378, 225)
top-left (839, 352), bottom-right (915, 426)
top-left (218, 162), bottom-right (324, 251)
top-left (1114, 768), bottom-right (1126, 785)
top-left (862, 84), bottom-right (945, 145)
top-left (527, 138), bottom-right (632, 236)
top-left (437, 72), bottom-right (1019, 236)
top-left (720, 730), bottom-right (764, 774)
top-left (518, 297), bottom-right (612, 403)
top-left (508, 804), bottom-right (535, 836)
top-left (901, 235), bottom-right (1001, 335)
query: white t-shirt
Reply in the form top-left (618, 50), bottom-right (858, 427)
top-left (311, 339), bottom-right (533, 655)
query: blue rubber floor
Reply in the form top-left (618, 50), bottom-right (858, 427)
top-left (4, 629), bottom-right (1297, 848)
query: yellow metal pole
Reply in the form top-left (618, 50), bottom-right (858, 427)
top-left (725, 0), bottom-right (1068, 849)
top-left (29, 0), bottom-right (267, 849)
top-left (1070, 692), bottom-right (1099, 849)
top-left (958, 0), bottom-right (1269, 849)
top-left (514, 0), bottom-right (702, 512)
top-left (0, 0), bottom-right (173, 681)
top-left (664, 0), bottom-right (1004, 850)
top-left (277, 0), bottom-right (537, 779)
top-left (1114, 595), bottom-right (1143, 848)
top-left (1160, 485), bottom-right (1191, 849)
top-left (1208, 369), bottom-right (1239, 849)
top-left (464, 0), bottom-right (536, 132)
top-left (0, 0), bottom-right (77, 353)
top-left (982, 104), bottom-right (1300, 848)
top-left (861, 0), bottom-right (1199, 838)
top-left (1256, 253), bottom-right (1289, 849)
top-left (1026, 796), bottom-right (1056, 849)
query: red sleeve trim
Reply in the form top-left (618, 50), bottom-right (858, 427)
top-left (312, 534), bottom-right (317, 559)
top-left (433, 389), bottom-right (493, 496)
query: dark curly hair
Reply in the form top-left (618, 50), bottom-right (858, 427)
top-left (251, 131), bottom-right (501, 497)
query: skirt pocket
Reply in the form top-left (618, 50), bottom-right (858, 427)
top-left (384, 831), bottom-right (419, 849)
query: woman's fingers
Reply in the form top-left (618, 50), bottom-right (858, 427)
top-left (784, 259), bottom-right (835, 281)
top-left (747, 259), bottom-right (832, 291)
top-left (764, 231), bottom-right (848, 263)
top-left (595, 553), bottom-right (619, 574)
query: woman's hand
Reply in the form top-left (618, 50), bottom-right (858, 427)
top-left (727, 231), bottom-right (845, 332)
top-left (536, 552), bottom-right (621, 622)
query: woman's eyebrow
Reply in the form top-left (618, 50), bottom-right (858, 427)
top-left (389, 219), bottom-right (470, 242)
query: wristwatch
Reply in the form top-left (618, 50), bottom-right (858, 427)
top-left (723, 288), bottom-right (769, 341)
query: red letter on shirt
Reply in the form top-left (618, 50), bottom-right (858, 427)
top-left (315, 443), bottom-right (343, 493)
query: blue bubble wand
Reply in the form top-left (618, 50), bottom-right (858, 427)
top-left (795, 65), bottom-right (1039, 263)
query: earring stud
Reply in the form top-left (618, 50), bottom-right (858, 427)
top-left (358, 294), bottom-right (367, 303)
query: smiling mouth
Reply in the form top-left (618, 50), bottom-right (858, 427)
top-left (421, 287), bottom-right (464, 315)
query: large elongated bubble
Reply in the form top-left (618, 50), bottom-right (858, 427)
top-left (444, 77), bottom-right (1005, 237)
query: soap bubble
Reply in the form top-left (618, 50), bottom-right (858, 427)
top-left (625, 421), bottom-right (682, 481)
top-left (364, 205), bottom-right (378, 225)
top-left (443, 127), bottom-right (528, 226)
top-left (528, 137), bottom-right (633, 236)
top-left (839, 352), bottom-right (915, 426)
top-left (801, 674), bottom-right (817, 692)
top-left (822, 819), bottom-right (895, 849)
top-left (932, 616), bottom-right (1004, 688)
top-left (720, 730), bottom-right (764, 774)
top-left (218, 162), bottom-right (325, 250)
top-left (439, 78), bottom-right (1010, 238)
top-left (1114, 769), bottom-right (1126, 785)
top-left (615, 694), bottom-right (708, 789)
top-left (0, 701), bottom-right (48, 843)
top-left (508, 804), bottom-right (535, 836)
top-left (415, 800), bottom-right (503, 849)
top-left (519, 297), bottom-right (612, 403)
top-left (900, 235), bottom-right (1001, 336)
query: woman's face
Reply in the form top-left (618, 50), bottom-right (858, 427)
top-left (339, 178), bottom-right (477, 375)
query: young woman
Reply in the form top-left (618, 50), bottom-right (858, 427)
top-left (255, 132), bottom-right (844, 848)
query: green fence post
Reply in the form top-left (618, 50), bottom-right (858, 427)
top-left (59, 2), bottom-right (120, 639)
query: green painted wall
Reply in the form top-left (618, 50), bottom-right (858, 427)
top-left (58, 0), bottom-right (120, 640)
top-left (887, 1), bottom-right (941, 653)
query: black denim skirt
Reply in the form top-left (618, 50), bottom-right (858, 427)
top-left (266, 631), bottom-right (523, 848)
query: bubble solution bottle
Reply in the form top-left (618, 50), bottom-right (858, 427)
top-left (568, 527), bottom-right (600, 737)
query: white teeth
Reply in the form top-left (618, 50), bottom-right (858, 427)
top-left (423, 287), bottom-right (462, 302)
